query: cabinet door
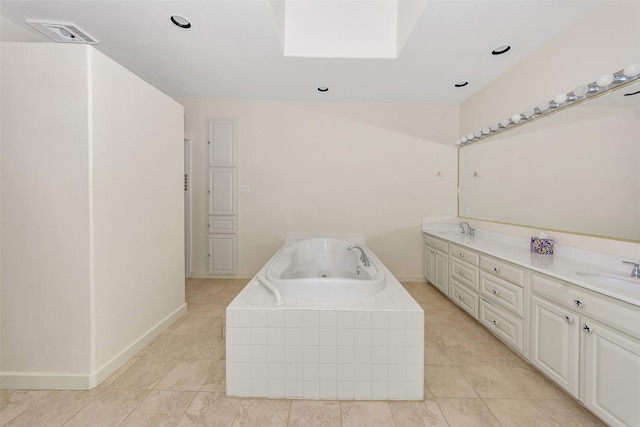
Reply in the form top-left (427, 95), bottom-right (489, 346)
top-left (208, 235), bottom-right (237, 275)
top-left (530, 295), bottom-right (580, 397)
top-left (424, 245), bottom-right (434, 284)
top-left (208, 168), bottom-right (236, 215)
top-left (433, 249), bottom-right (448, 295)
top-left (209, 121), bottom-right (236, 167)
top-left (582, 318), bottom-right (640, 427)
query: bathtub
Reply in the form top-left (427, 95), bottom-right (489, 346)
top-left (264, 238), bottom-right (386, 302)
top-left (226, 233), bottom-right (424, 401)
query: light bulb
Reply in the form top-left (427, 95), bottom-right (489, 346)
top-left (461, 137), bottom-right (468, 143)
top-left (467, 133), bottom-right (474, 141)
top-left (490, 123), bottom-right (499, 131)
top-left (500, 119), bottom-right (510, 128)
top-left (537, 101), bottom-right (550, 112)
top-left (455, 139), bottom-right (461, 146)
top-left (511, 114), bottom-right (521, 124)
top-left (554, 93), bottom-right (568, 105)
top-left (623, 63), bottom-right (640, 78)
top-left (596, 74), bottom-right (614, 88)
top-left (524, 108), bottom-right (535, 118)
top-left (574, 85), bottom-right (588, 98)
top-left (482, 127), bottom-right (490, 135)
top-left (474, 131), bottom-right (482, 138)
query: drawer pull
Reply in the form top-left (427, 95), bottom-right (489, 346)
top-left (583, 323), bottom-right (592, 333)
top-left (458, 294), bottom-right (464, 301)
top-left (459, 252), bottom-right (464, 257)
top-left (492, 289), bottom-right (499, 295)
top-left (563, 315), bottom-right (573, 324)
top-left (574, 299), bottom-right (584, 308)
top-left (491, 319), bottom-right (499, 326)
top-left (493, 266), bottom-right (500, 273)
top-left (459, 270), bottom-right (464, 275)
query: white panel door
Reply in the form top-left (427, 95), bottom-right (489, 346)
top-left (208, 168), bottom-right (236, 216)
top-left (209, 121), bottom-right (236, 167)
top-left (582, 318), bottom-right (640, 427)
top-left (530, 295), bottom-right (580, 397)
top-left (208, 235), bottom-right (237, 275)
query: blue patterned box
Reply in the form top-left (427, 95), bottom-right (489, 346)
top-left (531, 237), bottom-right (554, 254)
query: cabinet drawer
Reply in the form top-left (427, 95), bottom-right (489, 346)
top-left (451, 280), bottom-right (479, 319)
top-left (423, 234), bottom-right (448, 253)
top-left (480, 255), bottom-right (525, 287)
top-left (451, 258), bottom-right (479, 291)
top-left (450, 244), bottom-right (480, 266)
top-left (480, 272), bottom-right (525, 317)
top-left (531, 272), bottom-right (640, 340)
top-left (208, 216), bottom-right (236, 234)
top-left (480, 299), bottom-right (524, 354)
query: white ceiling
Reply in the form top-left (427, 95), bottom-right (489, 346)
top-left (0, 0), bottom-right (602, 104)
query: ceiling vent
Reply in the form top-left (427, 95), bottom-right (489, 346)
top-left (26, 21), bottom-right (98, 44)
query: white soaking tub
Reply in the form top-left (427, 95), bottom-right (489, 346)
top-left (226, 234), bottom-right (424, 401)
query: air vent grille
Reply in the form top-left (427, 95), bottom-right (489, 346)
top-left (26, 21), bottom-right (98, 44)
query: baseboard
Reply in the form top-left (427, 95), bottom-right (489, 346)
top-left (0, 303), bottom-right (188, 390)
top-left (95, 303), bottom-right (188, 386)
top-left (393, 275), bottom-right (427, 283)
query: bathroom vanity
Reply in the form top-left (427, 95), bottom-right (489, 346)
top-left (423, 226), bottom-right (640, 427)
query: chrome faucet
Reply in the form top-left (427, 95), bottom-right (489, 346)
top-left (347, 245), bottom-right (370, 267)
top-left (459, 222), bottom-right (475, 236)
top-left (622, 260), bottom-right (640, 278)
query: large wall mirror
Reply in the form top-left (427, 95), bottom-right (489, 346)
top-left (459, 78), bottom-right (640, 242)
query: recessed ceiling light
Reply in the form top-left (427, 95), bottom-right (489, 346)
top-left (491, 45), bottom-right (511, 55)
top-left (317, 87), bottom-right (329, 92)
top-left (454, 81), bottom-right (469, 88)
top-left (170, 15), bottom-right (191, 29)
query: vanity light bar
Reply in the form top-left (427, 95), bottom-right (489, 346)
top-left (455, 62), bottom-right (640, 146)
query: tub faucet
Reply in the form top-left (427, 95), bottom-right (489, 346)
top-left (348, 245), bottom-right (370, 267)
top-left (459, 222), bottom-right (475, 236)
top-left (622, 260), bottom-right (640, 278)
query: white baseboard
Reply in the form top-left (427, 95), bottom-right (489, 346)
top-left (0, 303), bottom-right (188, 390)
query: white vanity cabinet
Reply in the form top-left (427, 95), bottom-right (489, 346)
top-left (531, 272), bottom-right (640, 427)
top-left (424, 235), bottom-right (448, 295)
top-left (479, 255), bottom-right (527, 356)
top-left (449, 244), bottom-right (480, 319)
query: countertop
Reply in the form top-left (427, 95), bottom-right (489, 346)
top-left (423, 226), bottom-right (640, 308)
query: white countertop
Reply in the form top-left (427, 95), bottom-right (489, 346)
top-left (423, 226), bottom-right (640, 307)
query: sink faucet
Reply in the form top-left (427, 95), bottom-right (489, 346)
top-left (348, 245), bottom-right (370, 267)
top-left (459, 222), bottom-right (475, 236)
top-left (622, 260), bottom-right (640, 278)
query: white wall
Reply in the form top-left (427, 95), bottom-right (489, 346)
top-left (459, 1), bottom-right (640, 260)
top-left (180, 100), bottom-right (459, 280)
top-left (90, 49), bottom-right (185, 373)
top-left (2, 43), bottom-right (93, 377)
top-left (1, 43), bottom-right (185, 388)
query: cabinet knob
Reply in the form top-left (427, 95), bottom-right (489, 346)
top-left (493, 266), bottom-right (500, 273)
top-left (459, 252), bottom-right (464, 257)
top-left (458, 294), bottom-right (464, 301)
top-left (563, 315), bottom-right (573, 324)
top-left (431, 240), bottom-right (435, 245)
top-left (492, 289), bottom-right (499, 295)
top-left (574, 299), bottom-right (584, 308)
top-left (583, 323), bottom-right (592, 333)
top-left (491, 319), bottom-right (499, 326)
top-left (459, 270), bottom-right (464, 275)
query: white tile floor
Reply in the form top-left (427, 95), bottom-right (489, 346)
top-left (1, 279), bottom-right (605, 426)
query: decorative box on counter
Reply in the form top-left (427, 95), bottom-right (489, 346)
top-left (531, 237), bottom-right (554, 255)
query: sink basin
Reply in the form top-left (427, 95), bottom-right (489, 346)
top-left (576, 272), bottom-right (640, 289)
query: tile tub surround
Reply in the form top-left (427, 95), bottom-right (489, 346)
top-left (226, 245), bottom-right (425, 400)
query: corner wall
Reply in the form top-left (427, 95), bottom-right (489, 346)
top-left (180, 100), bottom-right (459, 280)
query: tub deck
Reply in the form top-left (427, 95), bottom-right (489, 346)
top-left (226, 239), bottom-right (424, 400)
